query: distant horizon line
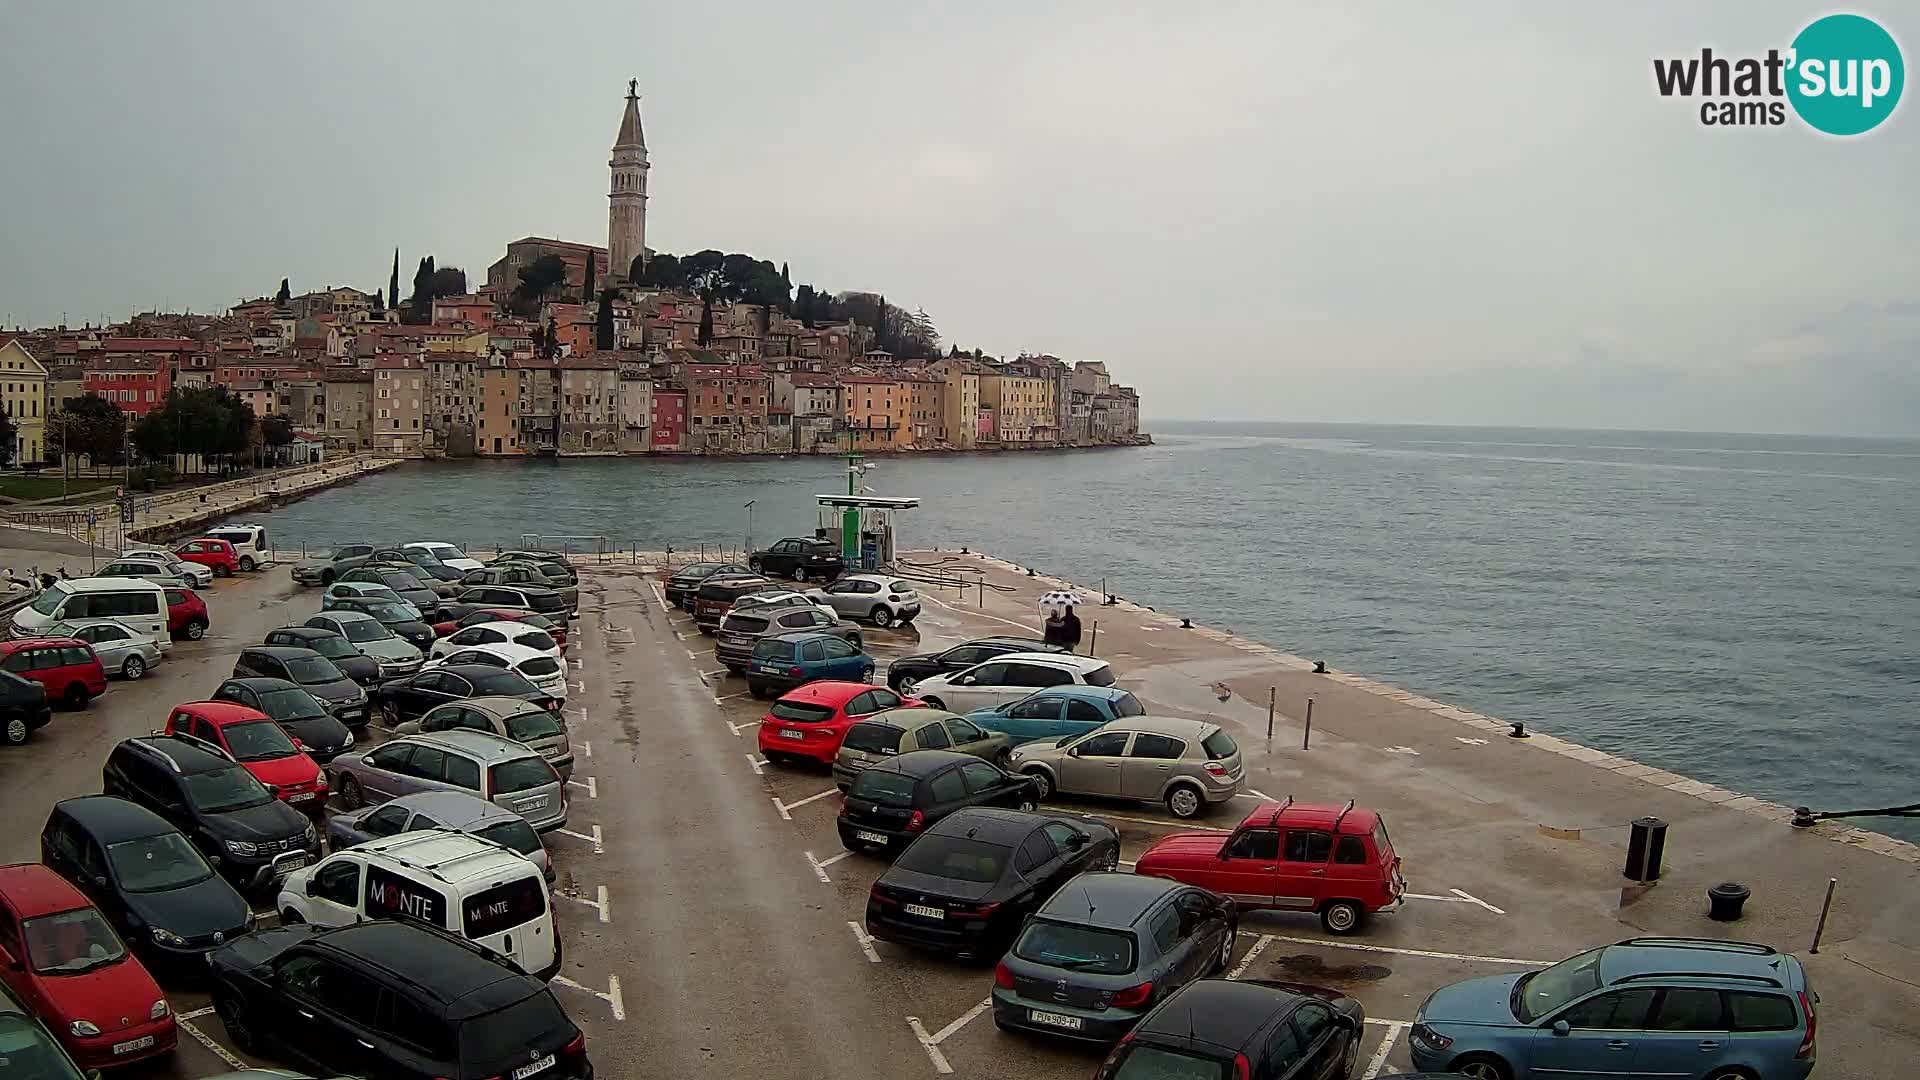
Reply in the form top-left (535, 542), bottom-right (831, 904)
top-left (1141, 418), bottom-right (1920, 442)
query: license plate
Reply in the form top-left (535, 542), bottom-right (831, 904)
top-left (287, 792), bottom-right (317, 803)
top-left (274, 854), bottom-right (308, 875)
top-left (512, 1054), bottom-right (556, 1080)
top-left (112, 1036), bottom-right (156, 1055)
top-left (855, 830), bottom-right (888, 844)
top-left (339, 707), bottom-right (364, 720)
top-left (519, 797), bottom-right (549, 811)
top-left (779, 729), bottom-right (805, 740)
top-left (904, 903), bottom-right (944, 919)
top-left (754, 662), bottom-right (782, 673)
top-left (1029, 1010), bottom-right (1082, 1031)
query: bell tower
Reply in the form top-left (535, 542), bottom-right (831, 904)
top-left (608, 79), bottom-right (649, 285)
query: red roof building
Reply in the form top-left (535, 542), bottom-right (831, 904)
top-left (82, 358), bottom-right (172, 416)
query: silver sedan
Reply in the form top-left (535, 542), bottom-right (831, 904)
top-left (51, 619), bottom-right (164, 679)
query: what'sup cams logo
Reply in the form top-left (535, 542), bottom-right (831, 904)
top-left (1654, 13), bottom-right (1904, 134)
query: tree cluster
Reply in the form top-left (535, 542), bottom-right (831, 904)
top-left (405, 256), bottom-right (467, 322)
top-left (46, 394), bottom-right (128, 471)
top-left (130, 387), bottom-right (261, 474)
top-left (509, 255), bottom-right (571, 316)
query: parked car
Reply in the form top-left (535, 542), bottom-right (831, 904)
top-left (912, 652), bottom-right (1117, 714)
top-left (207, 922), bottom-right (593, 1080)
top-left (806, 573), bottom-right (922, 628)
top-left (1093, 978), bottom-right (1367, 1080)
top-left (0, 976), bottom-right (95, 1079)
top-left (289, 543), bottom-right (377, 586)
top-left (968, 685), bottom-right (1149, 746)
top-left (463, 565), bottom-right (577, 614)
top-left (232, 646), bottom-right (369, 726)
top-left (322, 581), bottom-right (419, 619)
top-left (435, 606), bottom-right (569, 649)
top-left (1136, 799), bottom-right (1404, 935)
top-left (885, 636), bottom-right (1067, 696)
top-left (371, 548), bottom-right (464, 586)
top-left (210, 678), bottom-right (356, 764)
top-left (94, 556), bottom-right (198, 589)
top-left (276, 830), bottom-right (559, 978)
top-left (732, 588), bottom-right (842, 622)
top-left (991, 873), bottom-right (1238, 1042)
top-left (493, 559), bottom-right (578, 608)
top-left (326, 729), bottom-right (568, 833)
top-left (1409, 937), bottom-right (1818, 1080)
top-left (402, 540), bottom-right (484, 574)
top-left (692, 574), bottom-right (777, 634)
top-left (834, 709), bottom-right (1012, 790)
top-left (0, 863), bottom-right (177, 1069)
top-left (324, 596), bottom-right (435, 651)
top-left (867, 807), bottom-right (1120, 959)
top-left (336, 565), bottom-right (440, 611)
top-left (122, 546), bottom-right (214, 587)
top-left (370, 663), bottom-right (558, 727)
top-left (492, 549), bottom-right (578, 582)
top-left (325, 790), bottom-right (554, 883)
top-left (838, 750), bottom-right (1040, 856)
top-left (161, 701), bottom-right (328, 816)
top-left (40, 795), bottom-right (253, 972)
top-left (0, 671), bottom-right (51, 747)
top-left (721, 605), bottom-right (861, 674)
top-left (745, 536), bottom-right (842, 581)
top-left (48, 619), bottom-right (162, 680)
top-left (664, 561), bottom-right (749, 610)
top-left (100, 736), bottom-right (319, 892)
top-left (455, 584), bottom-right (570, 624)
top-left (429, 620), bottom-right (562, 661)
top-left (744, 632), bottom-right (874, 697)
top-left (424, 644), bottom-right (568, 703)
top-left (12, 577), bottom-right (170, 648)
top-left (263, 625), bottom-right (382, 685)
top-left (394, 695), bottom-right (575, 780)
top-left (163, 586), bottom-right (209, 641)
top-left (302, 611), bottom-right (423, 678)
top-left (0, 638), bottom-right (107, 710)
top-left (757, 681), bottom-right (920, 767)
top-left (173, 537), bottom-right (242, 577)
top-left (1010, 717), bottom-right (1246, 820)
top-left (202, 524), bottom-right (271, 572)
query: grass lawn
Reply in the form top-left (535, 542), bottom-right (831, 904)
top-left (0, 474), bottom-right (125, 502)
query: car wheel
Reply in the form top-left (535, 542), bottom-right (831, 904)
top-left (919, 695), bottom-right (943, 710)
top-left (1338, 1036), bottom-right (1359, 1079)
top-left (847, 632), bottom-right (863, 650)
top-left (122, 655), bottom-right (146, 680)
top-left (1213, 928), bottom-right (1234, 973)
top-left (381, 700), bottom-right (402, 727)
top-left (215, 991), bottom-right (260, 1056)
top-left (337, 775), bottom-right (364, 809)
top-left (1451, 1054), bottom-right (1513, 1080)
top-left (870, 606), bottom-right (894, 629)
top-left (2, 715), bottom-right (28, 746)
top-left (1320, 899), bottom-right (1365, 935)
top-left (1099, 847), bottom-right (1120, 872)
top-left (185, 620), bottom-right (207, 640)
top-left (280, 908), bottom-right (304, 925)
top-left (792, 567), bottom-right (808, 583)
top-left (214, 564), bottom-right (231, 578)
top-left (1024, 768), bottom-right (1054, 800)
top-left (320, 570), bottom-right (335, 585)
top-left (861, 666), bottom-right (874, 684)
top-left (239, 555), bottom-right (256, 572)
top-left (748, 558), bottom-right (763, 572)
top-left (1165, 784), bottom-right (1203, 818)
top-left (63, 684), bottom-right (89, 710)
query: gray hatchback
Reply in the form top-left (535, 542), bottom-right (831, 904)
top-left (393, 694), bottom-right (576, 780)
top-left (325, 728), bottom-right (568, 832)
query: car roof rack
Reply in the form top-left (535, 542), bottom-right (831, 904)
top-left (128, 736), bottom-right (184, 773)
top-left (1265, 796), bottom-right (1295, 828)
top-left (1616, 937), bottom-right (1778, 955)
top-left (1613, 971), bottom-right (1785, 988)
top-left (1328, 799), bottom-right (1358, 832)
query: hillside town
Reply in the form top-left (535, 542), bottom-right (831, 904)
top-left (0, 83), bottom-right (1145, 466)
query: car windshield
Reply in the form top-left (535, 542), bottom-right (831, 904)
top-left (1110, 692), bottom-right (1147, 718)
top-left (850, 770), bottom-right (917, 808)
top-left (29, 589), bottom-right (66, 616)
top-left (378, 571), bottom-right (424, 590)
top-left (460, 992), bottom-right (572, 1062)
top-left (362, 601), bottom-right (414, 622)
top-left (1201, 730), bottom-right (1239, 759)
top-left (519, 657), bottom-right (561, 678)
top-left (21, 908), bottom-right (127, 975)
top-left (223, 720), bottom-right (299, 761)
top-left (770, 700), bottom-right (835, 723)
top-left (1515, 947), bottom-right (1605, 1022)
top-left (675, 562), bottom-right (720, 579)
top-left (183, 766), bottom-right (274, 813)
top-left (284, 655), bottom-right (343, 683)
top-left (751, 639), bottom-right (797, 660)
top-left (470, 670), bottom-right (541, 696)
top-left (1111, 1045), bottom-right (1231, 1080)
top-left (338, 618), bottom-right (391, 643)
top-left (106, 832), bottom-right (215, 892)
top-left (1014, 919), bottom-right (1137, 975)
top-left (0, 1014), bottom-right (86, 1079)
top-left (516, 631), bottom-right (557, 652)
top-left (894, 836), bottom-right (1010, 883)
top-left (302, 635), bottom-right (356, 660)
top-left (476, 818), bottom-right (542, 855)
top-left (842, 723), bottom-right (904, 754)
top-left (424, 545), bottom-right (463, 561)
top-left (1083, 665), bottom-right (1117, 687)
top-left (504, 708), bottom-right (564, 740)
top-left (304, 548), bottom-right (337, 561)
top-left (489, 759), bottom-right (556, 794)
top-left (258, 687), bottom-right (329, 720)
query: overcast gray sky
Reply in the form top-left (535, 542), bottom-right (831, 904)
top-left (2, 2), bottom-right (1914, 435)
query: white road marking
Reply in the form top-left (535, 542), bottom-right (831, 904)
top-left (919, 592), bottom-right (1042, 635)
top-left (747, 754), bottom-right (767, 775)
top-left (568, 776), bottom-right (598, 799)
top-left (1455, 736), bottom-right (1488, 746)
top-left (1261, 933), bottom-right (1548, 967)
top-left (699, 669), bottom-right (728, 682)
top-left (806, 849), bottom-right (851, 882)
top-left (908, 997), bottom-right (993, 1074)
top-left (773, 788), bottom-right (839, 819)
top-left (554, 824), bottom-right (605, 854)
top-left (175, 1006), bottom-right (215, 1021)
top-left (1401, 888), bottom-right (1505, 915)
top-left (648, 581), bottom-right (670, 611)
top-left (727, 719), bottom-right (759, 737)
top-left (1118, 859), bottom-right (1136, 868)
top-left (848, 920), bottom-right (882, 963)
top-left (556, 885), bottom-right (612, 923)
top-left (1383, 745), bottom-right (1421, 755)
top-left (552, 974), bottom-right (626, 1021)
top-left (714, 691), bottom-right (753, 703)
top-left (571, 658), bottom-right (585, 672)
top-left (579, 739), bottom-right (591, 758)
top-left (569, 681), bottom-right (586, 692)
top-left (177, 1014), bottom-right (246, 1070)
top-left (1099, 812), bottom-right (1231, 832)
top-left (1362, 1020), bottom-right (1408, 1079)
top-left (1227, 933), bottom-right (1273, 979)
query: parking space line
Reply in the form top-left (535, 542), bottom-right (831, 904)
top-left (1098, 812), bottom-right (1231, 832)
top-left (747, 754), bottom-right (767, 775)
top-left (920, 592), bottom-right (1041, 635)
top-left (772, 788), bottom-right (839, 820)
top-left (714, 691), bottom-right (752, 704)
top-left (556, 885), bottom-right (611, 923)
top-left (579, 739), bottom-right (591, 758)
top-left (568, 776), bottom-right (598, 799)
top-left (1361, 1020), bottom-right (1408, 1079)
top-left (1227, 933), bottom-right (1273, 979)
top-left (1262, 933), bottom-right (1548, 967)
top-left (848, 921), bottom-right (882, 963)
top-left (699, 669), bottom-right (728, 682)
top-left (648, 582), bottom-right (670, 611)
top-left (1403, 888), bottom-right (1507, 916)
top-left (177, 1012), bottom-right (246, 1070)
top-left (554, 824), bottom-right (605, 854)
top-left (805, 849), bottom-right (851, 882)
top-left (728, 719), bottom-right (759, 737)
top-left (552, 973), bottom-right (626, 1021)
top-left (1235, 788), bottom-right (1273, 800)
top-left (908, 996), bottom-right (992, 1074)
top-left (176, 1006), bottom-right (215, 1021)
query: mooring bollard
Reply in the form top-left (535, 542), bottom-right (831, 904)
top-left (1088, 621), bottom-right (1098, 656)
top-left (1810, 877), bottom-right (1838, 953)
top-left (1302, 696), bottom-right (1314, 749)
top-left (1266, 687), bottom-right (1276, 740)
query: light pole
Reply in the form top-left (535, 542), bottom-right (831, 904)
top-left (743, 500), bottom-right (756, 555)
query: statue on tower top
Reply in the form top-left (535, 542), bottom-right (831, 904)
top-left (628, 78), bottom-right (637, 98)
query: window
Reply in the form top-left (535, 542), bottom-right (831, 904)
top-left (368, 744), bottom-right (413, 772)
top-left (1148, 907), bottom-right (1181, 952)
top-left (916, 722), bottom-right (950, 750)
top-left (963, 662), bottom-right (1008, 686)
top-left (946, 718), bottom-right (984, 743)
top-left (1334, 836), bottom-right (1369, 864)
top-left (310, 859), bottom-right (361, 906)
top-left (361, 805), bottom-right (409, 837)
top-left (284, 956), bottom-right (384, 1027)
top-left (927, 769), bottom-right (967, 805)
top-left (1063, 700), bottom-right (1108, 724)
top-left (1558, 988), bottom-right (1655, 1030)
top-left (1291, 1002), bottom-right (1334, 1046)
top-left (1649, 988), bottom-right (1727, 1031)
top-left (1283, 830), bottom-right (1333, 863)
top-left (1128, 733), bottom-right (1185, 759)
top-left (1259, 1019), bottom-right (1304, 1075)
top-left (404, 746), bottom-right (448, 782)
top-left (1074, 731), bottom-right (1130, 757)
top-left (1227, 828), bottom-right (1280, 860)
top-left (442, 754), bottom-right (481, 790)
top-left (959, 761), bottom-right (1005, 793)
top-left (1014, 832), bottom-right (1055, 875)
top-left (1727, 991), bottom-right (1798, 1031)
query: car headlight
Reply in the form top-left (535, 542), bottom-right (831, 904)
top-left (243, 910), bottom-right (256, 931)
top-left (303, 822), bottom-right (318, 844)
top-left (69, 1020), bottom-right (101, 1037)
top-left (1410, 1023), bottom-right (1453, 1053)
top-left (149, 999), bottom-right (170, 1020)
top-left (342, 732), bottom-right (355, 749)
top-left (150, 927), bottom-right (187, 947)
top-left (224, 839), bottom-right (258, 857)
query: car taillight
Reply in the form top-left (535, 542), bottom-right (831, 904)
top-left (1203, 762), bottom-right (1230, 779)
top-left (1109, 981), bottom-right (1154, 1009)
top-left (562, 1030), bottom-right (586, 1056)
top-left (950, 901), bottom-right (1000, 919)
top-left (1232, 1053), bottom-right (1250, 1080)
top-left (868, 884), bottom-right (896, 907)
top-left (790, 666), bottom-right (804, 676)
top-left (1796, 990), bottom-right (1816, 1059)
top-left (905, 809), bottom-right (925, 833)
top-left (993, 962), bottom-right (1014, 989)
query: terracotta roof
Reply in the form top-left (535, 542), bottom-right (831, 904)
top-left (373, 356), bottom-right (421, 370)
top-left (103, 337), bottom-right (196, 352)
top-left (559, 354), bottom-right (620, 370)
top-left (790, 374), bottom-right (842, 388)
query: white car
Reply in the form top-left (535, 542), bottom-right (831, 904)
top-left (909, 652), bottom-right (1118, 714)
top-left (202, 523), bottom-right (271, 571)
top-left (429, 620), bottom-right (563, 662)
top-left (121, 547), bottom-right (214, 588)
top-left (423, 641), bottom-right (569, 702)
top-left (731, 589), bottom-right (842, 623)
top-left (403, 541), bottom-right (484, 574)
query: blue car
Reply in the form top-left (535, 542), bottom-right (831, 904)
top-left (747, 631), bottom-right (875, 697)
top-left (966, 685), bottom-right (1146, 746)
top-left (1409, 936), bottom-right (1817, 1080)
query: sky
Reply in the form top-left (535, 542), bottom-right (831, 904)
top-left (1, 2), bottom-right (1916, 435)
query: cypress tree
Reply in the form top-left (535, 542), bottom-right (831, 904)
top-left (583, 256), bottom-right (596, 302)
top-left (389, 249), bottom-right (400, 313)
top-left (596, 291), bottom-right (615, 350)
top-left (275, 278), bottom-right (290, 304)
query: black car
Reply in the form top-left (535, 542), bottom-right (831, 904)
top-left (1092, 979), bottom-right (1367, 1080)
top-left (209, 922), bottom-right (593, 1080)
top-left (372, 663), bottom-right (557, 726)
top-left (664, 561), bottom-right (749, 610)
top-left (100, 736), bottom-right (318, 892)
top-left (40, 795), bottom-right (252, 973)
top-left (494, 549), bottom-right (579, 586)
top-left (838, 750), bottom-right (1040, 856)
top-left (339, 564), bottom-right (446, 607)
top-left (328, 595), bottom-right (437, 650)
top-left (0, 669), bottom-right (52, 746)
top-left (263, 625), bottom-right (382, 686)
top-left (232, 646), bottom-right (369, 727)
top-left (868, 807), bottom-right (1120, 959)
top-left (455, 585), bottom-right (570, 623)
top-left (887, 636), bottom-right (1069, 695)
top-left (374, 547), bottom-right (466, 585)
top-left (211, 678), bottom-right (355, 763)
top-left (750, 536), bottom-right (844, 582)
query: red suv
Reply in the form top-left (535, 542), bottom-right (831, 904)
top-left (0, 639), bottom-right (107, 710)
top-left (164, 587), bottom-right (209, 641)
top-left (175, 537), bottom-right (241, 577)
top-left (163, 701), bottom-right (327, 815)
top-left (757, 681), bottom-right (922, 766)
top-left (0, 863), bottom-right (176, 1069)
top-left (1134, 798), bottom-right (1405, 934)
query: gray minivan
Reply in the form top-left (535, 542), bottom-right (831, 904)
top-left (394, 695), bottom-right (576, 780)
top-left (325, 729), bottom-right (568, 832)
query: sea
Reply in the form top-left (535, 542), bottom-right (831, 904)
top-left (242, 423), bottom-right (1920, 841)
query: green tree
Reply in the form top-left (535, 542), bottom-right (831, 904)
top-left (275, 278), bottom-right (291, 304)
top-left (427, 266), bottom-right (466, 297)
top-left (543, 315), bottom-right (560, 359)
top-left (261, 415), bottom-right (294, 464)
top-left (409, 257), bottom-right (431, 322)
top-left (0, 409), bottom-right (15, 467)
top-left (515, 255), bottom-right (568, 303)
top-left (390, 248), bottom-right (401, 314)
top-left (595, 291), bottom-right (615, 350)
top-left (582, 256), bottom-right (596, 302)
top-left (794, 284), bottom-right (816, 328)
top-left (48, 394), bottom-right (127, 474)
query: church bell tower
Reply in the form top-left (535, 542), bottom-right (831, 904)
top-left (608, 79), bottom-right (650, 286)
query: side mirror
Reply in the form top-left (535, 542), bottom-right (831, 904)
top-left (91, 875), bottom-right (108, 888)
top-left (1552, 1019), bottom-right (1571, 1037)
top-left (304, 879), bottom-right (318, 898)
top-left (292, 738), bottom-right (307, 751)
top-left (957, 675), bottom-right (975, 685)
top-left (1066, 834), bottom-right (1089, 849)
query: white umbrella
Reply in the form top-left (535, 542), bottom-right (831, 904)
top-left (1038, 590), bottom-right (1088, 617)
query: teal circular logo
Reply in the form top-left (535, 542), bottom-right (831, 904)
top-left (1787, 14), bottom-right (1904, 135)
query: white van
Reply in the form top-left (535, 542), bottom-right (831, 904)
top-left (12, 577), bottom-right (172, 652)
top-left (275, 830), bottom-right (559, 979)
top-left (204, 523), bottom-right (270, 571)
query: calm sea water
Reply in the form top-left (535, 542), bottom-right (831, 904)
top-left (245, 424), bottom-right (1920, 839)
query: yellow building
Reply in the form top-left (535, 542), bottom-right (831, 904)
top-left (476, 360), bottom-right (525, 456)
top-left (978, 371), bottom-right (1052, 444)
top-left (0, 338), bottom-right (50, 465)
top-left (928, 360), bottom-right (980, 449)
top-left (841, 376), bottom-right (912, 450)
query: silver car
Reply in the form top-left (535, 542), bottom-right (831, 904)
top-left (324, 789), bottom-right (554, 883)
top-left (52, 619), bottom-right (163, 679)
top-left (716, 602), bottom-right (861, 673)
top-left (1007, 716), bottom-right (1246, 819)
top-left (122, 547), bottom-right (215, 588)
top-left (322, 580), bottom-right (420, 619)
top-left (806, 573), bottom-right (923, 628)
top-left (304, 610), bottom-right (423, 677)
top-left (394, 694), bottom-right (576, 779)
top-left (93, 556), bottom-right (197, 589)
top-left (327, 728), bottom-right (568, 832)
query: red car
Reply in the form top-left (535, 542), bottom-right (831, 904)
top-left (0, 639), bottom-right (107, 710)
top-left (757, 681), bottom-right (922, 766)
top-left (163, 701), bottom-right (327, 815)
top-left (0, 863), bottom-right (176, 1069)
top-left (432, 606), bottom-right (569, 649)
top-left (1134, 798), bottom-right (1405, 935)
top-left (174, 537), bottom-right (241, 577)
top-left (163, 587), bottom-right (209, 641)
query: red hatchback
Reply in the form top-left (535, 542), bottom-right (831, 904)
top-left (162, 588), bottom-right (209, 641)
top-left (757, 681), bottom-right (922, 766)
top-left (0, 863), bottom-right (176, 1069)
top-left (0, 639), bottom-right (107, 710)
top-left (174, 538), bottom-right (241, 577)
top-left (1134, 798), bottom-right (1405, 934)
top-left (163, 701), bottom-right (327, 815)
